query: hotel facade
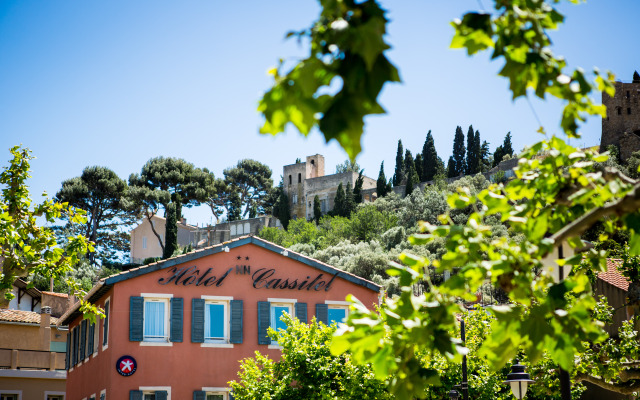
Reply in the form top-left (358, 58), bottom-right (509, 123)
top-left (59, 236), bottom-right (381, 400)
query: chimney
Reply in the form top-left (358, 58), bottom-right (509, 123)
top-left (40, 306), bottom-right (51, 351)
top-left (181, 218), bottom-right (187, 225)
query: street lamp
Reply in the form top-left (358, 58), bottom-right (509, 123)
top-left (448, 389), bottom-right (460, 400)
top-left (504, 359), bottom-right (534, 400)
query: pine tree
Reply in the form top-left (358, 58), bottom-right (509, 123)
top-left (333, 182), bottom-right (345, 217)
top-left (353, 170), bottom-right (364, 203)
top-left (376, 162), bottom-right (389, 197)
top-left (414, 153), bottom-right (424, 182)
top-left (393, 140), bottom-right (404, 186)
top-left (344, 182), bottom-right (356, 217)
top-left (163, 202), bottom-right (178, 259)
top-left (422, 130), bottom-right (440, 182)
top-left (447, 156), bottom-right (456, 178)
top-left (466, 125), bottom-right (476, 175)
top-left (313, 195), bottom-right (321, 223)
top-left (452, 126), bottom-right (466, 176)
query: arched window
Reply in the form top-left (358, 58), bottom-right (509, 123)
top-left (628, 108), bottom-right (632, 115)
top-left (289, 175), bottom-right (292, 185)
top-left (617, 107), bottom-right (622, 115)
top-left (311, 160), bottom-right (315, 165)
top-left (298, 173), bottom-right (302, 183)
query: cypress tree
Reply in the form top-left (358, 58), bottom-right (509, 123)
top-left (393, 140), bottom-right (404, 186)
top-left (634, 71), bottom-right (640, 83)
top-left (353, 170), bottom-right (364, 203)
top-left (344, 182), bottom-right (356, 217)
top-left (480, 140), bottom-right (491, 172)
top-left (313, 195), bottom-right (321, 223)
top-left (466, 125), bottom-right (476, 175)
top-left (333, 182), bottom-right (345, 217)
top-left (404, 149), bottom-right (414, 184)
top-left (414, 153), bottom-right (424, 182)
top-left (273, 186), bottom-right (291, 229)
top-left (473, 130), bottom-right (481, 174)
top-left (405, 167), bottom-right (419, 196)
top-left (446, 156), bottom-right (456, 178)
top-left (422, 130), bottom-right (440, 182)
top-left (163, 202), bottom-right (178, 259)
top-left (503, 132), bottom-right (514, 157)
top-left (452, 126), bottom-right (466, 176)
top-left (493, 145), bottom-right (505, 167)
top-left (376, 162), bottom-right (388, 197)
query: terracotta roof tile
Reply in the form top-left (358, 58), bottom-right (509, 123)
top-left (0, 309), bottom-right (59, 325)
top-left (598, 259), bottom-right (629, 291)
top-left (41, 291), bottom-right (68, 298)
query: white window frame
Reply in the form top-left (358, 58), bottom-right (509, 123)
top-left (201, 388), bottom-right (230, 400)
top-left (139, 387), bottom-right (170, 400)
top-left (268, 298), bottom-right (295, 348)
top-left (201, 295), bottom-right (233, 347)
top-left (325, 300), bottom-right (350, 326)
top-left (141, 293), bottom-right (172, 345)
top-left (44, 392), bottom-right (65, 400)
top-left (102, 297), bottom-right (110, 351)
top-left (99, 389), bottom-right (106, 400)
top-left (0, 391), bottom-right (22, 400)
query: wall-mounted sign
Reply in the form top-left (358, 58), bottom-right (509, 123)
top-left (116, 355), bottom-right (137, 377)
top-left (157, 265), bottom-right (338, 292)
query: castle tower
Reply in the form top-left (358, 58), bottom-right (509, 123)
top-left (601, 71), bottom-right (640, 160)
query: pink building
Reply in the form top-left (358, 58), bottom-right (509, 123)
top-left (59, 236), bottom-right (381, 400)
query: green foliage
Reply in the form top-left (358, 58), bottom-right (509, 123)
top-left (333, 182), bottom-right (346, 217)
top-left (272, 183), bottom-right (291, 230)
top-left (394, 139), bottom-right (404, 186)
top-left (349, 204), bottom-right (397, 243)
top-left (353, 170), bottom-right (364, 204)
top-left (446, 156), bottom-right (456, 179)
top-left (336, 159), bottom-right (361, 174)
top-left (414, 153), bottom-right (424, 182)
top-left (422, 130), bottom-right (442, 182)
top-left (223, 159), bottom-right (274, 218)
top-left (163, 202), bottom-right (178, 259)
top-left (633, 70), bottom-right (640, 84)
top-left (313, 195), bottom-right (321, 223)
top-left (258, 0), bottom-right (400, 160)
top-left (230, 314), bottom-right (391, 400)
top-left (344, 182), bottom-right (356, 216)
top-left (466, 125), bottom-right (478, 175)
top-left (0, 146), bottom-right (98, 320)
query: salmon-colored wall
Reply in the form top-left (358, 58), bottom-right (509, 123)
top-left (67, 243), bottom-right (379, 400)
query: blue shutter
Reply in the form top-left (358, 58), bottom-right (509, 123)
top-left (80, 319), bottom-right (87, 360)
top-left (130, 296), bottom-right (144, 342)
top-left (193, 391), bottom-right (206, 400)
top-left (129, 390), bottom-right (142, 400)
top-left (230, 300), bottom-right (243, 344)
top-left (88, 322), bottom-right (94, 356)
top-left (315, 304), bottom-right (328, 325)
top-left (73, 326), bottom-right (79, 365)
top-left (295, 302), bottom-right (307, 324)
top-left (103, 301), bottom-right (110, 346)
top-left (191, 298), bottom-right (205, 343)
top-left (156, 391), bottom-right (168, 400)
top-left (170, 297), bottom-right (183, 342)
top-left (65, 330), bottom-right (71, 370)
top-left (257, 301), bottom-right (271, 345)
top-left (229, 391), bottom-right (235, 400)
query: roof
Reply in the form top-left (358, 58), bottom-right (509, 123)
top-left (41, 291), bottom-right (69, 298)
top-left (0, 309), bottom-right (59, 325)
top-left (132, 214), bottom-right (198, 231)
top-left (59, 235), bottom-right (381, 326)
top-left (598, 259), bottom-right (629, 291)
top-left (13, 278), bottom-right (42, 299)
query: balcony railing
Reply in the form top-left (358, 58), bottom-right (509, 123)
top-left (0, 347), bottom-right (65, 371)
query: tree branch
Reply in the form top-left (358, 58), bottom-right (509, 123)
top-left (574, 372), bottom-right (640, 395)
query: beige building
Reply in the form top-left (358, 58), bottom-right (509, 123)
top-left (129, 215), bottom-right (199, 264)
top-left (283, 155), bottom-right (377, 220)
top-left (0, 281), bottom-right (70, 400)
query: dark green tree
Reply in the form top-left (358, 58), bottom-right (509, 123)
top-left (493, 145), bottom-right (505, 167)
top-left (56, 166), bottom-right (135, 264)
top-left (376, 162), bottom-right (389, 197)
top-left (313, 195), bottom-right (321, 223)
top-left (422, 130), bottom-right (441, 182)
top-left (223, 159), bottom-right (273, 218)
top-left (466, 125), bottom-right (477, 175)
top-left (404, 168), bottom-right (419, 196)
top-left (403, 149), bottom-right (414, 182)
top-left (393, 140), bottom-right (404, 186)
top-left (503, 132), bottom-right (514, 157)
top-left (333, 182), bottom-right (346, 217)
top-left (335, 159), bottom-right (361, 174)
top-left (446, 156), bottom-right (456, 178)
top-left (353, 170), bottom-right (364, 204)
top-left (272, 182), bottom-right (291, 230)
top-left (414, 153), bottom-right (424, 182)
top-left (473, 130), bottom-right (482, 174)
top-left (452, 126), bottom-right (466, 176)
top-left (634, 70), bottom-right (640, 83)
top-left (480, 140), bottom-right (492, 172)
top-left (226, 191), bottom-right (243, 221)
top-left (344, 182), bottom-right (356, 217)
top-left (163, 202), bottom-right (178, 259)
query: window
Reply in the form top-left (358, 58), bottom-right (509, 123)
top-left (143, 394), bottom-right (155, 400)
top-left (205, 300), bottom-right (228, 343)
top-left (102, 299), bottom-right (110, 349)
top-left (328, 307), bottom-right (348, 325)
top-left (298, 173), bottom-right (301, 183)
top-left (292, 194), bottom-right (298, 204)
top-left (288, 175), bottom-right (292, 185)
top-left (142, 236), bottom-right (147, 249)
top-left (628, 107), bottom-right (632, 115)
top-left (47, 395), bottom-right (64, 400)
top-left (207, 394), bottom-right (226, 400)
top-left (269, 300), bottom-right (294, 346)
top-left (0, 394), bottom-right (19, 400)
top-left (320, 199), bottom-right (327, 213)
top-left (244, 222), bottom-right (250, 234)
top-left (618, 107), bottom-right (622, 115)
top-left (144, 298), bottom-right (169, 342)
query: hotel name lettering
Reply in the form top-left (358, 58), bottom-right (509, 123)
top-left (158, 265), bottom-right (338, 292)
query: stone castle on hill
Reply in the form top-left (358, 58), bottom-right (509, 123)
top-left (601, 71), bottom-right (640, 160)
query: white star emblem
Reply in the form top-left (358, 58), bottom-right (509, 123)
top-left (120, 359), bottom-right (133, 373)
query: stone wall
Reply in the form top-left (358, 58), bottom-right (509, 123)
top-left (601, 78), bottom-right (640, 159)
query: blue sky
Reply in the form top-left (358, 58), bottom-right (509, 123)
top-left (1, 0), bottom-right (639, 226)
